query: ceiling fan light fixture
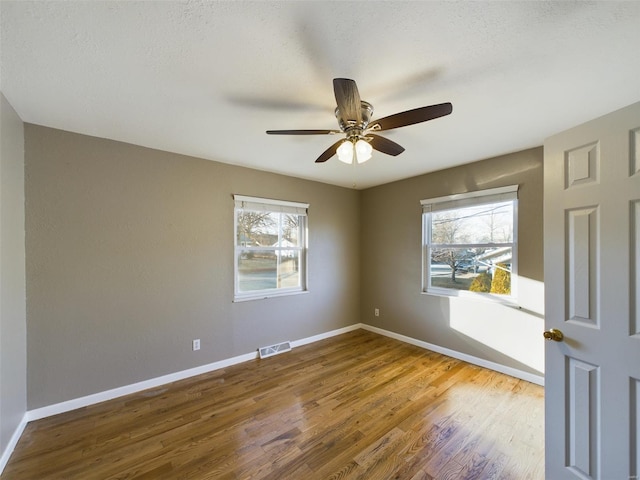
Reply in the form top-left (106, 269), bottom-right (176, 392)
top-left (336, 140), bottom-right (354, 164)
top-left (266, 78), bottom-right (452, 165)
top-left (355, 139), bottom-right (372, 163)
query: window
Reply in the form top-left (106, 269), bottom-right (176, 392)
top-left (421, 185), bottom-right (518, 301)
top-left (234, 195), bottom-right (308, 301)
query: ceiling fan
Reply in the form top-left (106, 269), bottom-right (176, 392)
top-left (266, 78), bottom-right (452, 164)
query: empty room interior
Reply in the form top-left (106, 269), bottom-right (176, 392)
top-left (1, 2), bottom-right (639, 479)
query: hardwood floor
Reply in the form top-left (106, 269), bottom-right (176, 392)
top-left (2, 330), bottom-right (544, 479)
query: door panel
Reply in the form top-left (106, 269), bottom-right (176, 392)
top-left (544, 102), bottom-right (640, 479)
top-left (565, 141), bottom-right (599, 188)
top-left (633, 377), bottom-right (639, 478)
top-left (566, 207), bottom-right (598, 325)
top-left (567, 357), bottom-right (599, 478)
top-left (633, 200), bottom-right (640, 336)
top-left (632, 128), bottom-right (640, 176)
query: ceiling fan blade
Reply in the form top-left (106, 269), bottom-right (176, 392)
top-left (333, 78), bottom-right (362, 123)
top-left (371, 102), bottom-right (452, 131)
top-left (368, 134), bottom-right (405, 156)
top-left (266, 129), bottom-right (340, 135)
top-left (315, 139), bottom-right (345, 163)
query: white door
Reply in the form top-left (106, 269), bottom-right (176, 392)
top-left (544, 101), bottom-right (640, 479)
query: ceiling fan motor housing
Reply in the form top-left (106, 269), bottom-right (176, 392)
top-left (335, 101), bottom-right (374, 139)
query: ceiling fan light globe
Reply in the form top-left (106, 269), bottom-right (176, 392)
top-left (355, 139), bottom-right (373, 163)
top-left (336, 140), bottom-right (354, 164)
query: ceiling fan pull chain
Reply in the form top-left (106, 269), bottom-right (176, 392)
top-left (352, 157), bottom-right (358, 189)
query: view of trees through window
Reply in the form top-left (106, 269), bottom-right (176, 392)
top-left (427, 200), bottom-right (515, 296)
top-left (236, 209), bottom-right (304, 294)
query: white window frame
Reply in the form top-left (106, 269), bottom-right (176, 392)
top-left (233, 195), bottom-right (309, 302)
top-left (421, 185), bottom-right (519, 304)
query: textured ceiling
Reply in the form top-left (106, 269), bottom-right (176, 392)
top-left (1, 1), bottom-right (639, 189)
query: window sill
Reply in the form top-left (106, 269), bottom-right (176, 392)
top-left (422, 288), bottom-right (519, 307)
top-left (233, 289), bottom-right (309, 303)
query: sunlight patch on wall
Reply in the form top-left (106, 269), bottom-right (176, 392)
top-left (449, 277), bottom-right (545, 374)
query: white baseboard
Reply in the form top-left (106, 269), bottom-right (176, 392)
top-left (1, 322), bottom-right (542, 475)
top-left (27, 324), bottom-right (361, 422)
top-left (27, 350), bottom-right (259, 421)
top-left (290, 323), bottom-right (361, 348)
top-left (0, 413), bottom-right (28, 475)
top-left (360, 324), bottom-right (545, 386)
top-left (11, 321), bottom-right (542, 473)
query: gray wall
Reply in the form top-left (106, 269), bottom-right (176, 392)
top-left (25, 125), bottom-right (360, 409)
top-left (0, 93), bottom-right (27, 453)
top-left (360, 148), bottom-right (544, 375)
top-left (24, 123), bottom-right (545, 411)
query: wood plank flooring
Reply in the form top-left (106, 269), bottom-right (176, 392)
top-left (2, 330), bottom-right (544, 479)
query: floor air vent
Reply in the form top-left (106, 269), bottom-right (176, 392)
top-left (258, 341), bottom-right (292, 359)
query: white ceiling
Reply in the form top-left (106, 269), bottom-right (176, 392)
top-left (1, 1), bottom-right (639, 189)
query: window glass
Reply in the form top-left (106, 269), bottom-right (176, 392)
top-left (431, 201), bottom-right (513, 245)
top-left (422, 187), bottom-right (517, 300)
top-left (234, 196), bottom-right (307, 301)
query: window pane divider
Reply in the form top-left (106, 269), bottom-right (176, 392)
top-left (430, 242), bottom-right (514, 249)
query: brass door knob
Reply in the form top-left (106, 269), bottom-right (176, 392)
top-left (543, 329), bottom-right (564, 342)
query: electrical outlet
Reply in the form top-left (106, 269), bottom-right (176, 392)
top-left (192, 339), bottom-right (201, 351)
top-left (374, 308), bottom-right (380, 317)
